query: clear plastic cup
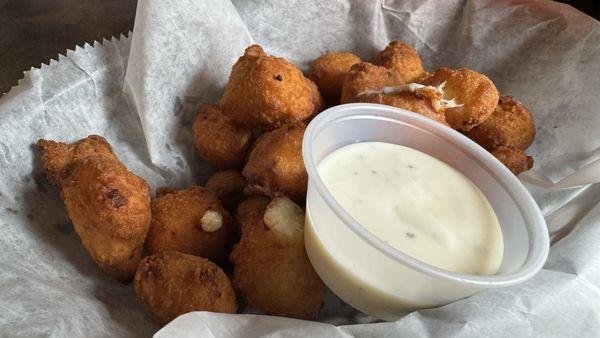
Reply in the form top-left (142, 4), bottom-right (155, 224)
top-left (302, 103), bottom-right (549, 321)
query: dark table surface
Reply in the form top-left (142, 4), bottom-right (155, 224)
top-left (0, 0), bottom-right (597, 95)
top-left (0, 0), bottom-right (137, 94)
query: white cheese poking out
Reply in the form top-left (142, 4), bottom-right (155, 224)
top-left (200, 210), bottom-right (223, 232)
top-left (357, 82), bottom-right (463, 110)
top-left (263, 197), bottom-right (304, 239)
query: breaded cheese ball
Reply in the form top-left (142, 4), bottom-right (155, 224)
top-left (422, 67), bottom-right (499, 131)
top-left (37, 135), bottom-right (151, 283)
top-left (145, 186), bottom-right (234, 263)
top-left (242, 123), bottom-right (307, 204)
top-left (374, 40), bottom-right (425, 83)
top-left (230, 197), bottom-right (326, 319)
top-left (465, 96), bottom-right (535, 151)
top-left (309, 52), bottom-right (362, 105)
top-left (135, 251), bottom-right (237, 326)
top-left (221, 45), bottom-right (324, 129)
top-left (205, 170), bottom-right (247, 212)
top-left (491, 146), bottom-right (534, 175)
top-left (340, 62), bottom-right (403, 103)
top-left (192, 103), bottom-right (253, 169)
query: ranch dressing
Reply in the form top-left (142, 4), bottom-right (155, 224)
top-left (317, 142), bottom-right (503, 275)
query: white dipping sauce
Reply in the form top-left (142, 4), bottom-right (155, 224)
top-left (316, 142), bottom-right (503, 275)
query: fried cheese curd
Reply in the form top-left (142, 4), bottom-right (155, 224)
top-left (491, 146), bottom-right (534, 175)
top-left (221, 45), bottom-right (324, 130)
top-left (422, 67), bottom-right (499, 131)
top-left (373, 40), bottom-right (425, 83)
top-left (230, 197), bottom-right (326, 319)
top-left (135, 251), bottom-right (237, 326)
top-left (309, 52), bottom-right (362, 105)
top-left (205, 170), bottom-right (247, 212)
top-left (465, 96), bottom-right (535, 151)
top-left (192, 103), bottom-right (253, 169)
top-left (37, 135), bottom-right (151, 283)
top-left (242, 123), bottom-right (307, 204)
top-left (144, 186), bottom-right (234, 263)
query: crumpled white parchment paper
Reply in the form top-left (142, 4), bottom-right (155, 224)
top-left (1, 0), bottom-right (599, 337)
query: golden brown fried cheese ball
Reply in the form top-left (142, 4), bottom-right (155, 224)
top-left (221, 45), bottom-right (324, 129)
top-left (309, 52), bottom-right (362, 105)
top-left (374, 41), bottom-right (425, 83)
top-left (230, 197), bottom-right (326, 319)
top-left (422, 67), bottom-right (499, 131)
top-left (492, 146), bottom-right (533, 175)
top-left (37, 135), bottom-right (150, 283)
top-left (144, 186), bottom-right (234, 263)
top-left (465, 96), bottom-right (535, 151)
top-left (242, 123), bottom-right (307, 204)
top-left (135, 251), bottom-right (237, 326)
top-left (205, 170), bottom-right (247, 212)
top-left (192, 103), bottom-right (253, 169)
top-left (340, 62), bottom-right (403, 103)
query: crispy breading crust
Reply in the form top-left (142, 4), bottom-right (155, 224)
top-left (340, 62), bottom-right (403, 103)
top-left (221, 45), bottom-right (324, 129)
top-left (465, 96), bottom-right (535, 151)
top-left (309, 52), bottom-right (362, 105)
top-left (491, 146), bottom-right (534, 175)
top-left (374, 41), bottom-right (425, 83)
top-left (205, 170), bottom-right (247, 212)
top-left (422, 67), bottom-right (499, 131)
top-left (356, 90), bottom-right (448, 125)
top-left (145, 186), bottom-right (234, 263)
top-left (230, 197), bottom-right (325, 319)
top-left (135, 251), bottom-right (237, 326)
top-left (234, 195), bottom-right (271, 232)
top-left (37, 135), bottom-right (150, 283)
top-left (242, 123), bottom-right (307, 204)
top-left (192, 103), bottom-right (253, 169)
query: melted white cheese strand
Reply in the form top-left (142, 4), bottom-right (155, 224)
top-left (357, 82), bottom-right (463, 110)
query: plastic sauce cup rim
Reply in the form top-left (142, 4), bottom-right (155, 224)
top-left (302, 103), bottom-right (549, 287)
